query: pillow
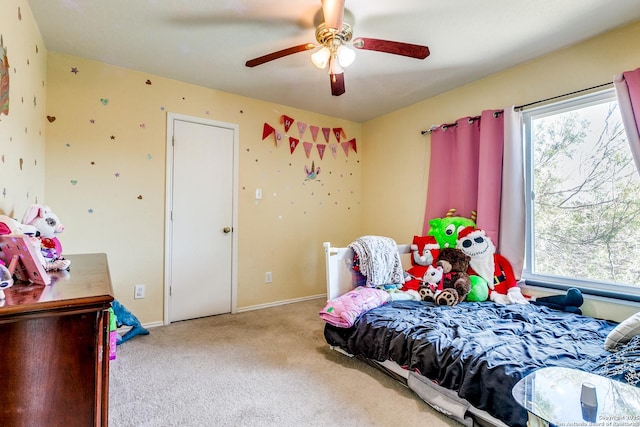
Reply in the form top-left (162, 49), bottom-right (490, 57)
top-left (604, 312), bottom-right (640, 351)
top-left (319, 286), bottom-right (390, 328)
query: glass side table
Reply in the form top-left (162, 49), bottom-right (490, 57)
top-left (512, 366), bottom-right (640, 427)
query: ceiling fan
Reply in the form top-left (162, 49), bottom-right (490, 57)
top-left (245, 0), bottom-right (430, 96)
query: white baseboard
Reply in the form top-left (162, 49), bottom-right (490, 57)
top-left (149, 295), bottom-right (327, 326)
top-left (142, 321), bottom-right (164, 329)
top-left (234, 294), bottom-right (326, 313)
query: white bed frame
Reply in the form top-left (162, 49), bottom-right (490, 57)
top-left (322, 241), bottom-right (510, 427)
top-left (323, 241), bottom-right (412, 300)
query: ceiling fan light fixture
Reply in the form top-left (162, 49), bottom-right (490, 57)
top-left (244, 1), bottom-right (429, 97)
top-left (337, 45), bottom-right (355, 67)
top-left (328, 55), bottom-right (344, 75)
top-left (311, 46), bottom-right (331, 69)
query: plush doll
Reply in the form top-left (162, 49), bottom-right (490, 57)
top-left (411, 235), bottom-right (440, 267)
top-left (456, 226), bottom-right (528, 305)
top-left (404, 235), bottom-right (440, 291)
top-left (430, 248), bottom-right (472, 306)
top-left (418, 264), bottom-right (444, 303)
top-left (0, 214), bottom-right (38, 236)
top-left (427, 208), bottom-right (476, 249)
top-left (530, 288), bottom-right (584, 314)
top-left (456, 226), bottom-right (585, 311)
top-left (22, 204), bottom-right (70, 271)
top-left (111, 299), bottom-right (150, 344)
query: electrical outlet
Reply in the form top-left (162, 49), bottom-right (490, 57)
top-left (134, 284), bottom-right (145, 299)
top-left (265, 272), bottom-right (272, 283)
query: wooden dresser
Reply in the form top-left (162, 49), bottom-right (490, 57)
top-left (0, 253), bottom-right (114, 427)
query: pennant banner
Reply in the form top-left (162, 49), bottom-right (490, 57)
top-left (332, 127), bottom-right (346, 143)
top-left (260, 119), bottom-right (357, 160)
top-left (322, 127), bottom-right (331, 143)
top-left (341, 141), bottom-right (350, 157)
top-left (329, 143), bottom-right (338, 159)
top-left (281, 115), bottom-right (294, 132)
top-left (316, 144), bottom-right (326, 160)
top-left (297, 121), bottom-right (307, 139)
top-left (289, 137), bottom-right (299, 154)
top-left (348, 138), bottom-right (357, 153)
top-left (262, 123), bottom-right (275, 140)
top-left (303, 142), bottom-right (313, 158)
top-left (310, 125), bottom-right (319, 142)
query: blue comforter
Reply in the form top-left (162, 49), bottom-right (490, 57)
top-left (324, 300), bottom-right (620, 427)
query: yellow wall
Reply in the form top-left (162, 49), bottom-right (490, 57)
top-left (3, 0), bottom-right (639, 324)
top-left (361, 20), bottom-right (640, 321)
top-left (0, 0), bottom-right (47, 218)
top-left (44, 54), bottom-right (362, 323)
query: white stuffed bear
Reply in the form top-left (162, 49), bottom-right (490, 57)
top-left (418, 264), bottom-right (444, 302)
top-left (21, 205), bottom-right (70, 271)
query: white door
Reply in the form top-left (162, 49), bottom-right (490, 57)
top-left (165, 114), bottom-right (237, 323)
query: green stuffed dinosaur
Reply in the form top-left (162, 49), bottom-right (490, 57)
top-left (427, 208), bottom-right (476, 249)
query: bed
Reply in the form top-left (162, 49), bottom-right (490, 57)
top-left (320, 241), bottom-right (640, 427)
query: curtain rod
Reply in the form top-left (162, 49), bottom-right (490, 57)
top-left (420, 81), bottom-right (613, 136)
top-left (513, 81), bottom-right (613, 111)
top-left (420, 113), bottom-right (500, 135)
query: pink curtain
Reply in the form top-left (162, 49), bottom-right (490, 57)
top-left (422, 110), bottom-right (505, 246)
top-left (614, 67), bottom-right (640, 174)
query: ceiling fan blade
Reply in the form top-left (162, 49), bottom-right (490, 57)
top-left (245, 43), bottom-right (316, 67)
top-left (330, 72), bottom-right (345, 96)
top-left (322, 0), bottom-right (345, 31)
top-left (352, 37), bottom-right (430, 59)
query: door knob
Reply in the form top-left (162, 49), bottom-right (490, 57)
top-left (223, 227), bottom-right (231, 234)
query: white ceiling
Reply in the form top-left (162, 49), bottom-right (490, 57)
top-left (28, 0), bottom-right (640, 123)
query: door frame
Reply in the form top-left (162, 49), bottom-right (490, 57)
top-left (164, 112), bottom-right (239, 325)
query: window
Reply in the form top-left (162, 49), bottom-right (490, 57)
top-left (523, 89), bottom-right (640, 301)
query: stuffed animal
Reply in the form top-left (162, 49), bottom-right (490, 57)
top-left (427, 208), bottom-right (476, 249)
top-left (22, 204), bottom-right (70, 271)
top-left (531, 288), bottom-right (584, 314)
top-left (411, 235), bottom-right (440, 267)
top-left (418, 264), bottom-right (444, 302)
top-left (0, 214), bottom-right (38, 236)
top-left (111, 299), bottom-right (150, 344)
top-left (432, 248), bottom-right (472, 306)
top-left (456, 226), bottom-right (528, 305)
top-left (404, 235), bottom-right (440, 291)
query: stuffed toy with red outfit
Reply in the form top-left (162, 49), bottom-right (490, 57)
top-left (22, 204), bottom-right (71, 271)
top-left (456, 226), bottom-right (528, 305)
top-left (418, 264), bottom-right (444, 302)
top-left (404, 235), bottom-right (440, 291)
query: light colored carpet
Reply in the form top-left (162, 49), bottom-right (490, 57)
top-left (108, 298), bottom-right (461, 427)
